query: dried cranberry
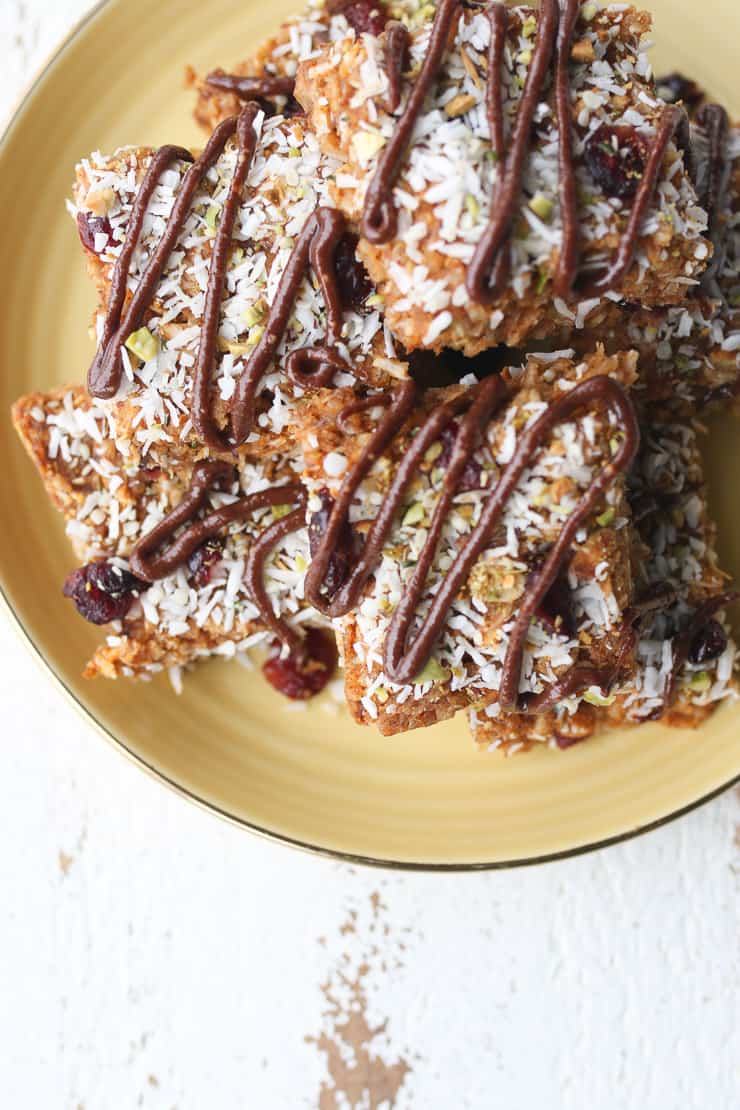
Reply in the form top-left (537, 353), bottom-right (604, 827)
top-left (584, 124), bottom-right (649, 199)
top-left (63, 560), bottom-right (146, 625)
top-left (656, 72), bottom-right (705, 111)
top-left (533, 571), bottom-right (574, 638)
top-left (282, 96), bottom-right (305, 119)
top-left (308, 489), bottom-right (359, 601)
top-left (333, 234), bottom-right (373, 313)
top-left (688, 618), bottom-right (727, 664)
top-left (438, 424), bottom-right (483, 491)
top-left (262, 628), bottom-right (338, 700)
top-left (254, 95), bottom-right (305, 120)
top-left (76, 211), bottom-right (113, 254)
top-left (329, 0), bottom-right (388, 36)
top-left (187, 538), bottom-right (223, 588)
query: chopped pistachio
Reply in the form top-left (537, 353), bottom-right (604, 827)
top-left (583, 688), bottom-right (615, 707)
top-left (402, 502), bottom-right (426, 527)
top-left (521, 15), bottom-right (537, 36)
top-left (125, 327), bottom-right (158, 363)
top-left (351, 130), bottom-right (386, 165)
top-left (414, 656), bottom-right (450, 685)
top-left (271, 504), bottom-right (293, 521)
top-left (225, 341), bottom-right (253, 356)
top-left (205, 205), bottom-right (220, 233)
top-left (374, 686), bottom-right (389, 705)
top-left (465, 194), bottom-right (481, 219)
top-left (294, 553), bottom-right (307, 574)
top-left (517, 49), bottom-right (533, 66)
top-left (241, 304), bottom-right (264, 327)
top-left (247, 325), bottom-right (265, 347)
top-left (365, 293), bottom-right (384, 308)
top-left (580, 1), bottom-right (598, 20)
top-left (529, 193), bottom-right (553, 221)
top-left (445, 93), bottom-right (478, 119)
top-left (288, 147), bottom-right (301, 158)
top-left (689, 671), bottom-right (711, 693)
top-left (424, 441), bottom-right (443, 466)
top-left (535, 269), bottom-right (549, 295)
top-left (596, 506), bottom-right (615, 528)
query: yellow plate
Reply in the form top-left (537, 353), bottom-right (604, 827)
top-left (1, 0), bottom-right (739, 869)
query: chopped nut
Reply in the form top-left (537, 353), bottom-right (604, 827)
top-left (84, 187), bottom-right (116, 216)
top-left (571, 37), bottom-right (596, 62)
top-left (460, 46), bottom-right (483, 90)
top-left (351, 130), bottom-right (386, 165)
top-left (444, 93), bottom-right (478, 119)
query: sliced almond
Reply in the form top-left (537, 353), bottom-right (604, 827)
top-left (444, 93), bottom-right (478, 119)
top-left (459, 46), bottom-right (483, 90)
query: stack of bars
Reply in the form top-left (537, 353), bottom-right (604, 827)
top-left (13, 0), bottom-right (740, 753)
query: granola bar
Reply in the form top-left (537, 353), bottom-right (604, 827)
top-left (470, 407), bottom-right (738, 752)
top-left (295, 348), bottom-right (639, 735)
top-left (72, 111), bottom-right (406, 458)
top-left (295, 3), bottom-right (709, 355)
top-left (12, 387), bottom-right (327, 683)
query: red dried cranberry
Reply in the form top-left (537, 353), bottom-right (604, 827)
top-left (308, 488), bottom-right (359, 600)
top-left (329, 0), bottom-right (388, 36)
top-left (63, 560), bottom-right (146, 625)
top-left (532, 570), bottom-right (574, 638)
top-left (584, 124), bottom-right (649, 199)
top-left (282, 96), bottom-right (305, 119)
top-left (262, 628), bottom-right (338, 700)
top-left (76, 211), bottom-right (114, 254)
top-left (438, 424), bottom-right (483, 491)
top-left (334, 234), bottom-right (374, 313)
top-left (656, 72), bottom-right (705, 111)
top-left (187, 539), bottom-right (223, 588)
top-left (688, 618), bottom-right (727, 664)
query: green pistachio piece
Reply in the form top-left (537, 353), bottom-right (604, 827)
top-left (414, 657), bottom-right (450, 685)
top-left (125, 327), bottom-right (158, 363)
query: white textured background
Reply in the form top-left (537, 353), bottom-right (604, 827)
top-left (0, 2), bottom-right (738, 1107)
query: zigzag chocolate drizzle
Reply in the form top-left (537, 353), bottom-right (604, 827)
top-left (364, 0), bottom-right (696, 304)
top-left (305, 373), bottom-right (639, 710)
top-left (130, 459), bottom-right (306, 655)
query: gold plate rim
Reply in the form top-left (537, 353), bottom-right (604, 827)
top-left (1, 0), bottom-right (738, 872)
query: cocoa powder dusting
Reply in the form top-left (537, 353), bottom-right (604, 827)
top-left (306, 891), bottom-right (414, 1108)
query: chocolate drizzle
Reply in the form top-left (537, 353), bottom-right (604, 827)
top-left (366, 0), bottom-right (697, 303)
top-left (205, 72), bottom-right (297, 101)
top-left (192, 105), bottom-right (260, 449)
top-left (362, 0), bottom-right (460, 243)
top-left (696, 102), bottom-right (730, 285)
top-left (383, 21), bottom-right (410, 114)
top-left (306, 374), bottom-right (639, 708)
top-left (130, 460), bottom-right (306, 655)
top-left (663, 590), bottom-right (737, 709)
top-left (524, 581), bottom-right (680, 714)
top-left (87, 104), bottom-right (355, 445)
top-left (467, 0), bottom-right (574, 302)
top-left (87, 143), bottom-right (193, 398)
top-left (577, 105), bottom-right (691, 297)
top-left (88, 112), bottom-right (260, 401)
top-left (231, 206), bottom-right (349, 444)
